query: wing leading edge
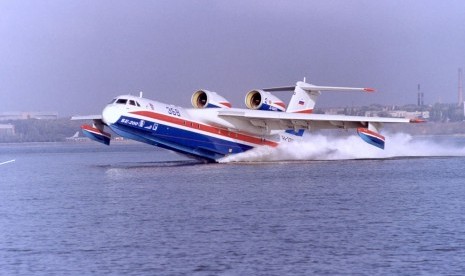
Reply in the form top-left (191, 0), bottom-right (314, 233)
top-left (218, 109), bottom-right (415, 129)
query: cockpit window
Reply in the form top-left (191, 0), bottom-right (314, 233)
top-left (116, 98), bottom-right (128, 105)
top-left (113, 98), bottom-right (140, 107)
top-left (109, 98), bottom-right (117, 104)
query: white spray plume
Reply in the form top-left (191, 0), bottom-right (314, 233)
top-left (219, 133), bottom-right (465, 163)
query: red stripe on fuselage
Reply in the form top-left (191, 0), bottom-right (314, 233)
top-left (130, 110), bottom-right (278, 147)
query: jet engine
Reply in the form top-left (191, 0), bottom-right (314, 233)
top-left (245, 90), bottom-right (286, 112)
top-left (191, 90), bottom-right (232, 109)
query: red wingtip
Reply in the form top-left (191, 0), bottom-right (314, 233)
top-left (410, 118), bottom-right (426, 123)
top-left (364, 88), bottom-right (375, 92)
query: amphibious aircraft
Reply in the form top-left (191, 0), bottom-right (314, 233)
top-left (72, 80), bottom-right (423, 162)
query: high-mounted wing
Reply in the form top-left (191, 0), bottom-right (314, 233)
top-left (218, 109), bottom-right (423, 149)
top-left (218, 110), bottom-right (415, 129)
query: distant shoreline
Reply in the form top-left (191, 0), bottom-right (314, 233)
top-left (0, 139), bottom-right (141, 145)
top-left (1, 119), bottom-right (465, 144)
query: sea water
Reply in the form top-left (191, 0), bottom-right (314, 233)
top-left (1, 136), bottom-right (465, 275)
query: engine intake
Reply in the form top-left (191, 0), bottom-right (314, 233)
top-left (245, 90), bottom-right (286, 112)
top-left (191, 90), bottom-right (231, 109)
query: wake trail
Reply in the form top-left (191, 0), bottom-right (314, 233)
top-left (219, 133), bottom-right (465, 163)
top-left (0, 159), bottom-right (16, 166)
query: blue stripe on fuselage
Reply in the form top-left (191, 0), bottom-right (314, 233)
top-left (110, 116), bottom-right (253, 161)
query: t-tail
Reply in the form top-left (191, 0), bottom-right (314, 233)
top-left (264, 81), bottom-right (374, 114)
top-left (264, 80), bottom-right (375, 141)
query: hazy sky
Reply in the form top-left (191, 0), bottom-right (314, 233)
top-left (1, 0), bottom-right (465, 116)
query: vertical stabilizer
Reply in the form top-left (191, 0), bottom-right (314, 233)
top-left (286, 81), bottom-right (320, 114)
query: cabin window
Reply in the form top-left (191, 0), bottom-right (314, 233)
top-left (116, 98), bottom-right (128, 105)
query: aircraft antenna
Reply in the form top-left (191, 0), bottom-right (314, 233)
top-left (139, 91), bottom-right (143, 98)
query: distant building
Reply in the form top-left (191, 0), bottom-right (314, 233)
top-left (365, 110), bottom-right (430, 119)
top-left (65, 131), bottom-right (89, 142)
top-left (324, 108), bottom-right (346, 115)
top-left (403, 111), bottom-right (430, 119)
top-left (0, 124), bottom-right (15, 136)
top-left (0, 112), bottom-right (58, 121)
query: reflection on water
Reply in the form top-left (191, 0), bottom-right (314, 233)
top-left (102, 160), bottom-right (204, 169)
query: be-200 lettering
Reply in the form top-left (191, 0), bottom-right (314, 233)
top-left (121, 118), bottom-right (140, 126)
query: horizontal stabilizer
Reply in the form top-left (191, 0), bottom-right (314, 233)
top-left (81, 124), bottom-right (111, 145)
top-left (298, 84), bottom-right (375, 92)
top-left (357, 128), bottom-right (385, 149)
top-left (263, 83), bottom-right (374, 93)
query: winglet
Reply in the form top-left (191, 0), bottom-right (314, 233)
top-left (363, 88), bottom-right (375, 92)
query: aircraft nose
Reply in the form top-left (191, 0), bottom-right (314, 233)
top-left (102, 104), bottom-right (120, 125)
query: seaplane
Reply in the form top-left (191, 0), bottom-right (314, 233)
top-left (72, 80), bottom-right (423, 162)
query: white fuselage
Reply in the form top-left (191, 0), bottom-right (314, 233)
top-left (101, 95), bottom-right (280, 161)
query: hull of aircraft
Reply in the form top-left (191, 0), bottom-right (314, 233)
top-left (107, 110), bottom-right (278, 162)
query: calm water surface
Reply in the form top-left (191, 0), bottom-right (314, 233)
top-left (1, 142), bottom-right (465, 275)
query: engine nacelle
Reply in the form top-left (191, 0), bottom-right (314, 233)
top-left (245, 90), bottom-right (286, 112)
top-left (191, 90), bottom-right (232, 109)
